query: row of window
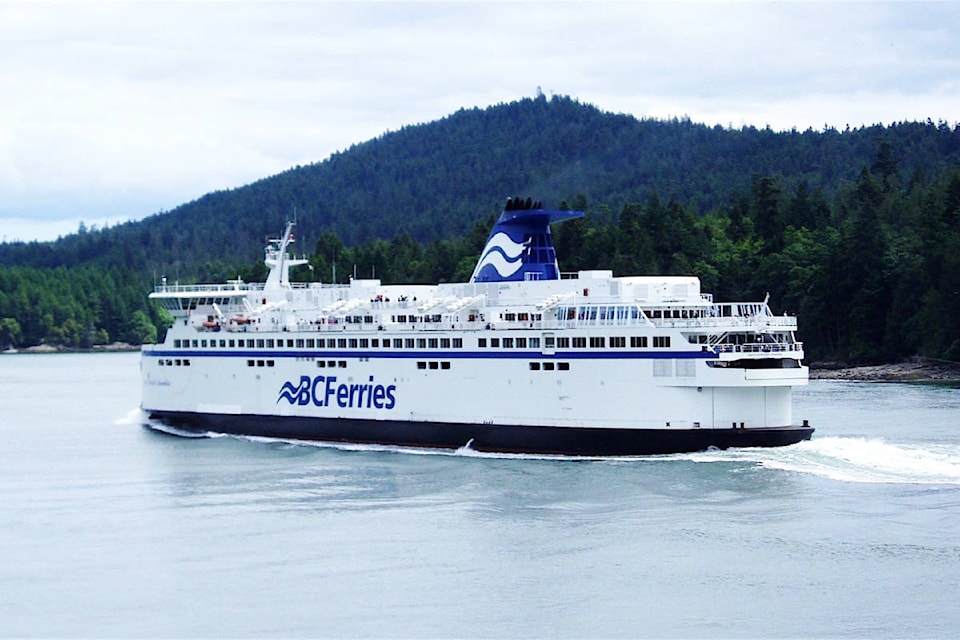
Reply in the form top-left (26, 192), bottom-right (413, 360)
top-left (529, 362), bottom-right (571, 371)
top-left (175, 337), bottom-right (465, 350)
top-left (173, 334), bottom-right (673, 351)
top-left (416, 361), bottom-right (452, 370)
top-left (159, 359), bottom-right (190, 366)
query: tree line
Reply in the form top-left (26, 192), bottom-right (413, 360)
top-left (2, 154), bottom-right (958, 363)
top-left (1, 96), bottom-right (958, 362)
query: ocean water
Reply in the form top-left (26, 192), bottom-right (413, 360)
top-left (1, 352), bottom-right (959, 639)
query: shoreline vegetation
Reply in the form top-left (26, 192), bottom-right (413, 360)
top-left (4, 345), bottom-right (958, 383)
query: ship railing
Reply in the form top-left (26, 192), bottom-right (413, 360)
top-left (712, 342), bottom-right (804, 354)
top-left (544, 314), bottom-right (797, 330)
top-left (644, 315), bottom-right (798, 330)
top-left (153, 282), bottom-right (265, 294)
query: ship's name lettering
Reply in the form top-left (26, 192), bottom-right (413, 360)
top-left (278, 375), bottom-right (397, 410)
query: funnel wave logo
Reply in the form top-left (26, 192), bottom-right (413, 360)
top-left (474, 232), bottom-right (527, 278)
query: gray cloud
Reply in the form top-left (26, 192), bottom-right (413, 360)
top-left (1, 1), bottom-right (958, 241)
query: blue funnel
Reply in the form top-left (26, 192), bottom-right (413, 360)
top-left (470, 199), bottom-right (584, 283)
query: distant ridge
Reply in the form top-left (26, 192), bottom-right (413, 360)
top-left (2, 94), bottom-right (959, 274)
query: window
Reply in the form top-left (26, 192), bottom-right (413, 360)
top-left (295, 339), bottom-right (304, 348)
top-left (338, 339), bottom-right (347, 348)
top-left (610, 336), bottom-right (626, 348)
top-left (543, 362), bottom-right (555, 371)
top-left (417, 338), bottom-right (427, 348)
top-left (478, 338), bottom-right (487, 348)
top-left (417, 361), bottom-right (427, 369)
top-left (306, 339), bottom-right (315, 348)
top-left (394, 339), bottom-right (403, 348)
top-left (631, 336), bottom-right (648, 348)
top-left (529, 362), bottom-right (541, 370)
top-left (490, 338), bottom-right (500, 348)
top-left (266, 339), bottom-right (274, 348)
top-left (441, 361), bottom-right (451, 370)
top-left (257, 339), bottom-right (265, 348)
top-left (349, 339), bottom-right (358, 348)
top-left (516, 338), bottom-right (527, 348)
top-left (590, 337), bottom-right (605, 348)
top-left (406, 338), bottom-right (415, 349)
top-left (429, 361), bottom-right (439, 370)
top-left (359, 339), bottom-right (369, 348)
top-left (453, 338), bottom-right (462, 348)
top-left (654, 336), bottom-right (671, 348)
top-left (572, 337), bottom-right (586, 348)
top-left (557, 337), bottom-right (570, 348)
top-left (440, 338), bottom-right (450, 348)
top-left (503, 338), bottom-right (514, 348)
top-left (529, 337), bottom-right (539, 348)
top-left (558, 362), bottom-right (570, 371)
top-left (428, 338), bottom-right (438, 348)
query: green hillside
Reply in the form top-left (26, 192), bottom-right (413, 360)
top-left (3, 95), bottom-right (959, 274)
top-left (1, 95), bottom-right (959, 363)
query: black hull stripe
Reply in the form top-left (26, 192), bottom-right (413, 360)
top-left (145, 412), bottom-right (814, 456)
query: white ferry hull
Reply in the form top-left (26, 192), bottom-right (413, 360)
top-left (141, 339), bottom-right (813, 455)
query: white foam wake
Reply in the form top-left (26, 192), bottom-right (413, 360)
top-left (114, 407), bottom-right (149, 425)
top-left (688, 437), bottom-right (960, 484)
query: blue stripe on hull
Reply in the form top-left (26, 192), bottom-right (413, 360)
top-left (145, 411), bottom-right (814, 456)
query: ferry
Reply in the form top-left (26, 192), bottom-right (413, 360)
top-left (141, 199), bottom-right (813, 455)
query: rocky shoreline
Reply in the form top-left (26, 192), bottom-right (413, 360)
top-left (3, 342), bottom-right (139, 354)
top-left (810, 356), bottom-right (960, 382)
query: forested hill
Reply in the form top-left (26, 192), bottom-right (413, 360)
top-left (3, 95), bottom-right (960, 363)
top-left (2, 94), bottom-right (959, 274)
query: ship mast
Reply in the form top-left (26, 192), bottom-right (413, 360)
top-left (264, 222), bottom-right (308, 291)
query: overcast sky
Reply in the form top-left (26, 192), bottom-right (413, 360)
top-left (2, 1), bottom-right (958, 242)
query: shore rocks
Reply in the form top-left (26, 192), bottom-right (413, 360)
top-left (810, 356), bottom-right (960, 382)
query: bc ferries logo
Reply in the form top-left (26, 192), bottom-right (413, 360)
top-left (473, 232), bottom-right (528, 279)
top-left (278, 375), bottom-right (397, 409)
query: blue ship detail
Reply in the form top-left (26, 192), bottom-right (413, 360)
top-left (470, 198), bottom-right (583, 283)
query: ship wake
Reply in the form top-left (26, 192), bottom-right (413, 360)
top-left (686, 436), bottom-right (960, 484)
